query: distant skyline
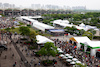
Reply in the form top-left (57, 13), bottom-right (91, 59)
top-left (0, 0), bottom-right (100, 10)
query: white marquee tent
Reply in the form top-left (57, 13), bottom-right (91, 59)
top-left (33, 22), bottom-right (54, 31)
top-left (69, 36), bottom-right (91, 49)
top-left (79, 23), bottom-right (85, 27)
top-left (36, 35), bottom-right (54, 44)
top-left (82, 41), bottom-right (100, 57)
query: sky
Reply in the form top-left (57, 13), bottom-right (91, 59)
top-left (0, 0), bottom-right (100, 10)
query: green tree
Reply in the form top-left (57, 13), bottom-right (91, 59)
top-left (38, 42), bottom-right (58, 60)
top-left (88, 29), bottom-right (96, 35)
top-left (79, 29), bottom-right (85, 35)
top-left (29, 30), bottom-right (37, 44)
top-left (5, 28), bottom-right (10, 32)
top-left (19, 26), bottom-right (30, 36)
top-left (82, 31), bottom-right (92, 40)
top-left (11, 27), bottom-right (15, 31)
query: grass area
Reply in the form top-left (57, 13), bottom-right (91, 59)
top-left (29, 27), bottom-right (52, 37)
top-left (1, 26), bottom-right (52, 37)
top-left (19, 22), bottom-right (25, 25)
top-left (40, 33), bottom-right (52, 37)
top-left (10, 28), bottom-right (20, 34)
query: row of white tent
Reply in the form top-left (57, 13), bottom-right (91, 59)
top-left (16, 17), bottom-right (99, 32)
top-left (59, 54), bottom-right (82, 64)
top-left (16, 16), bottom-right (54, 31)
top-left (53, 19), bottom-right (99, 31)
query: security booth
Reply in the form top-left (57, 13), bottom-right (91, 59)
top-left (80, 41), bottom-right (100, 57)
top-left (69, 36), bottom-right (91, 50)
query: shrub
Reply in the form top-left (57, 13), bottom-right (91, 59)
top-left (42, 60), bottom-right (53, 66)
top-left (27, 24), bottom-right (31, 27)
top-left (93, 36), bottom-right (100, 40)
top-left (28, 46), bottom-right (36, 50)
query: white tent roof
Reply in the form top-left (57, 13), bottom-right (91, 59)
top-left (73, 36), bottom-right (91, 43)
top-left (33, 22), bottom-right (54, 31)
top-left (20, 16), bottom-right (38, 23)
top-left (79, 23), bottom-right (85, 27)
top-left (53, 20), bottom-right (72, 28)
top-left (84, 41), bottom-right (100, 48)
top-left (36, 35), bottom-right (54, 44)
top-left (61, 20), bottom-right (69, 24)
top-left (29, 16), bottom-right (42, 19)
top-left (53, 20), bottom-right (86, 30)
top-left (75, 26), bottom-right (85, 30)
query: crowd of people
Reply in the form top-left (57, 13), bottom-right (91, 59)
top-left (0, 18), bottom-right (14, 29)
top-left (51, 38), bottom-right (100, 67)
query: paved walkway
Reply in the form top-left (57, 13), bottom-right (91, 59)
top-left (9, 35), bottom-right (30, 67)
top-left (11, 35), bottom-right (68, 67)
top-left (0, 34), bottom-right (25, 67)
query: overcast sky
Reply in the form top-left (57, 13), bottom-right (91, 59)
top-left (0, 0), bottom-right (100, 10)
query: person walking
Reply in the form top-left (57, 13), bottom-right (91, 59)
top-left (12, 53), bottom-right (14, 58)
top-left (15, 61), bottom-right (17, 65)
top-left (38, 62), bottom-right (40, 66)
top-left (34, 63), bottom-right (37, 67)
top-left (19, 64), bottom-right (21, 67)
top-left (5, 55), bottom-right (7, 59)
top-left (21, 57), bottom-right (23, 62)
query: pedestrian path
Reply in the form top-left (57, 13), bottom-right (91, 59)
top-left (10, 36), bottom-right (31, 67)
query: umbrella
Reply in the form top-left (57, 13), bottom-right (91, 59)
top-left (59, 54), bottom-right (64, 57)
top-left (68, 56), bottom-right (73, 59)
top-left (58, 50), bottom-right (64, 53)
top-left (62, 56), bottom-right (68, 59)
top-left (65, 54), bottom-right (70, 57)
top-left (72, 58), bottom-right (78, 61)
top-left (57, 48), bottom-right (61, 51)
top-left (66, 59), bottom-right (72, 62)
top-left (70, 61), bottom-right (76, 64)
top-left (76, 61), bottom-right (81, 63)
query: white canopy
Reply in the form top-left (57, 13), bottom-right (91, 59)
top-left (79, 23), bottom-right (85, 27)
top-left (58, 50), bottom-right (64, 53)
top-left (84, 41), bottom-right (100, 48)
top-left (68, 56), bottom-right (73, 58)
top-left (76, 61), bottom-right (81, 63)
top-left (73, 36), bottom-right (91, 43)
top-left (36, 35), bottom-right (54, 44)
top-left (70, 61), bottom-right (76, 64)
top-left (57, 48), bottom-right (62, 51)
top-left (59, 54), bottom-right (65, 57)
top-left (66, 59), bottom-right (72, 62)
top-left (62, 56), bottom-right (68, 59)
top-left (72, 58), bottom-right (78, 61)
top-left (65, 54), bottom-right (70, 56)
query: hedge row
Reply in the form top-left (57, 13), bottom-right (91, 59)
top-left (93, 36), bottom-right (100, 40)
